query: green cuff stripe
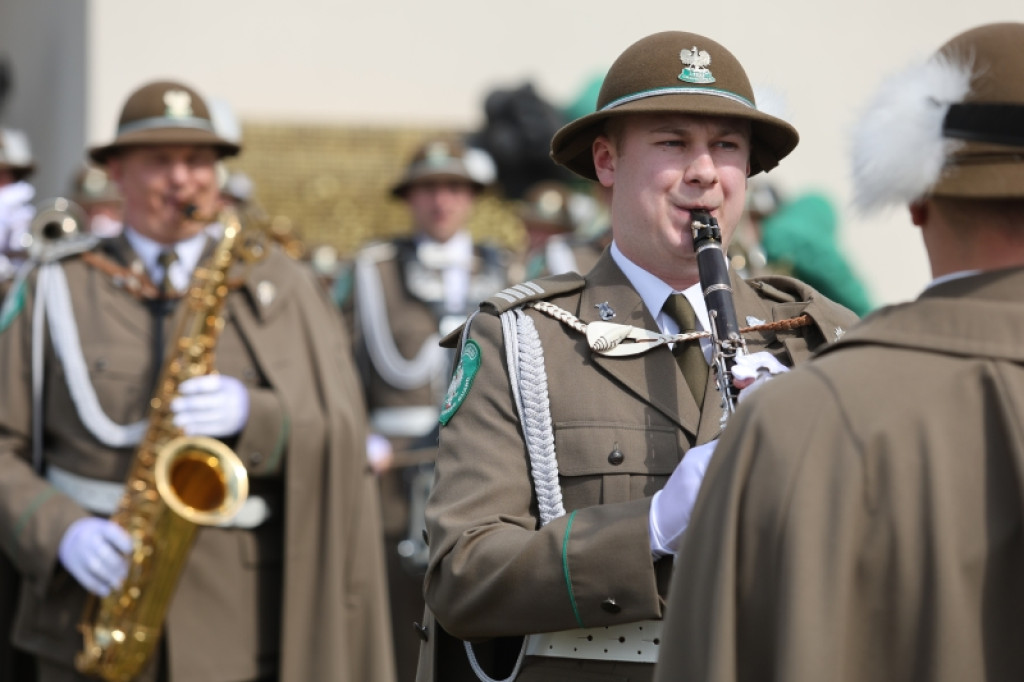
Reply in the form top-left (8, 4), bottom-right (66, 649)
top-left (266, 412), bottom-right (290, 472)
top-left (561, 510), bottom-right (585, 628)
top-left (5, 488), bottom-right (58, 557)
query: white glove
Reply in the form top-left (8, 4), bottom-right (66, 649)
top-left (171, 374), bottom-right (250, 437)
top-left (649, 439), bottom-right (718, 557)
top-left (58, 517), bottom-right (133, 597)
top-left (366, 433), bottom-right (395, 474)
top-left (733, 351), bottom-right (790, 403)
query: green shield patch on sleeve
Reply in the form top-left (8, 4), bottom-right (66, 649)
top-left (439, 340), bottom-right (481, 426)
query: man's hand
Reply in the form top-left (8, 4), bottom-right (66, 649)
top-left (58, 518), bottom-right (133, 597)
top-left (732, 351), bottom-right (790, 402)
top-left (171, 374), bottom-right (250, 438)
top-left (649, 439), bottom-right (718, 557)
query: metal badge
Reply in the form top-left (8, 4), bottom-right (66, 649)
top-left (256, 280), bottom-right (276, 307)
top-left (163, 90), bottom-right (194, 118)
top-left (835, 326), bottom-right (846, 339)
top-left (678, 46), bottom-right (715, 84)
top-left (595, 301), bottom-right (616, 320)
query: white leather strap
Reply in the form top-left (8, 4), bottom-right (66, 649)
top-left (369, 406), bottom-right (439, 438)
top-left (525, 620), bottom-right (663, 663)
top-left (47, 465), bottom-right (270, 528)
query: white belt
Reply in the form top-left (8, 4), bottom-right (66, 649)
top-left (525, 620), bottom-right (662, 664)
top-left (370, 406), bottom-right (439, 438)
top-left (47, 465), bottom-right (271, 529)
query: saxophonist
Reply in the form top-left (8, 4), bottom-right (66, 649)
top-left (0, 80), bottom-right (394, 682)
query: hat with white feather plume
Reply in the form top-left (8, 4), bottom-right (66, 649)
top-left (852, 22), bottom-right (1024, 212)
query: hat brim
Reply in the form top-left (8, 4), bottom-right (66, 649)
top-left (391, 171), bottom-right (485, 198)
top-left (930, 155), bottom-right (1024, 199)
top-left (0, 163), bottom-right (34, 181)
top-left (550, 92), bottom-right (799, 180)
top-left (89, 127), bottom-right (240, 165)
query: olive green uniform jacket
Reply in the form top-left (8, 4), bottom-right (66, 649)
top-left (0, 234), bottom-right (394, 682)
top-left (655, 266), bottom-right (1024, 682)
top-left (417, 250), bottom-right (857, 681)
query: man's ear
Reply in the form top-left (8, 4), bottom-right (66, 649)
top-left (105, 157), bottom-right (123, 184)
top-left (593, 136), bottom-right (616, 188)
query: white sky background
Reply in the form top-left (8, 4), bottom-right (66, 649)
top-left (89, 0), bottom-right (1024, 306)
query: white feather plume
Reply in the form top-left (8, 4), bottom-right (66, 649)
top-left (851, 52), bottom-right (974, 213)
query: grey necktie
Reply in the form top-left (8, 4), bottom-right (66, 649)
top-left (664, 293), bottom-right (708, 408)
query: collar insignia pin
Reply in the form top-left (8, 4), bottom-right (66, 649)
top-left (835, 326), bottom-right (845, 339)
top-left (257, 280), bottom-right (276, 307)
top-left (678, 46), bottom-right (715, 84)
top-left (596, 302), bottom-right (615, 320)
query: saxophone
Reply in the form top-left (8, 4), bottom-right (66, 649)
top-left (75, 206), bottom-right (254, 682)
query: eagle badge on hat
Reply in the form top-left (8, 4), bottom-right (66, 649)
top-left (163, 90), bottom-right (194, 119)
top-left (424, 140), bottom-right (454, 168)
top-left (678, 46), bottom-right (715, 84)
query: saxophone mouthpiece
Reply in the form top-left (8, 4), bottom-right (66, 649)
top-left (181, 203), bottom-right (216, 223)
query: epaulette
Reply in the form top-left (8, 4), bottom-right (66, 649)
top-left (480, 272), bottom-right (586, 315)
top-left (744, 274), bottom-right (812, 304)
top-left (355, 241), bottom-right (398, 265)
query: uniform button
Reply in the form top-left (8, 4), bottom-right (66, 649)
top-left (251, 451), bottom-right (263, 465)
top-left (601, 598), bottom-right (621, 614)
top-left (413, 621), bottom-right (429, 642)
top-left (607, 448), bottom-right (624, 466)
top-left (95, 358), bottom-right (107, 371)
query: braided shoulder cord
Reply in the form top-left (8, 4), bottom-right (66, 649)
top-left (528, 300), bottom-right (812, 339)
top-left (464, 308), bottom-right (565, 682)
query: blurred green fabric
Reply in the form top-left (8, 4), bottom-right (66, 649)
top-left (760, 192), bottom-right (873, 316)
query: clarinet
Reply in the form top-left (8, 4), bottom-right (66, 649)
top-left (690, 210), bottom-right (748, 421)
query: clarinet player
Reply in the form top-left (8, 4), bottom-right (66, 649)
top-left (0, 80), bottom-right (394, 682)
top-left (416, 30), bottom-right (858, 682)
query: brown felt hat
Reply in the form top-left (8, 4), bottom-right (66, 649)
top-left (551, 31), bottom-right (799, 181)
top-left (391, 136), bottom-right (486, 198)
top-left (518, 181), bottom-right (576, 233)
top-left (89, 80), bottom-right (241, 165)
top-left (930, 22), bottom-right (1024, 200)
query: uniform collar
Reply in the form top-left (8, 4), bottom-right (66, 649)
top-left (123, 225), bottom-right (209, 290)
top-left (609, 240), bottom-right (709, 333)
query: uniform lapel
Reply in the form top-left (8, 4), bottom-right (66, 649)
top-left (578, 253), bottom-right (701, 436)
top-left (97, 235), bottom-right (155, 337)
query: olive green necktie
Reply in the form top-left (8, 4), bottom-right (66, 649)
top-left (664, 293), bottom-right (708, 408)
top-left (157, 248), bottom-right (179, 298)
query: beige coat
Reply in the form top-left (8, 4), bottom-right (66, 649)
top-left (418, 251), bottom-right (857, 681)
top-left (656, 266), bottom-right (1024, 682)
top-left (0, 234), bottom-right (394, 682)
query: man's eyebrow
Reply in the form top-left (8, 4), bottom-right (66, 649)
top-left (648, 122), bottom-right (749, 136)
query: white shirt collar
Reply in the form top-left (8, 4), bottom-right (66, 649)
top-left (123, 226), bottom-right (209, 291)
top-left (926, 269), bottom-right (983, 291)
top-left (609, 241), bottom-right (710, 334)
top-left (416, 230), bottom-right (474, 270)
